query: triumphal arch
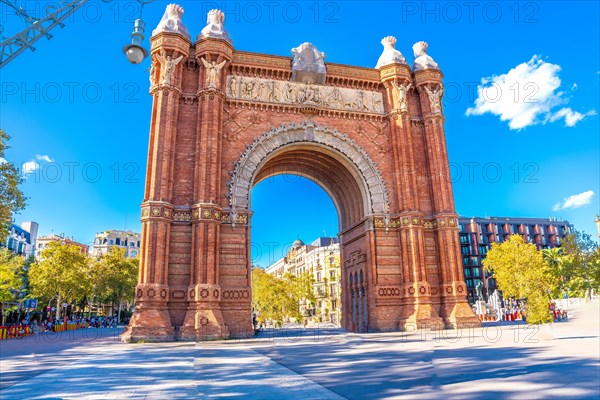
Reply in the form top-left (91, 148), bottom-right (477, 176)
top-left (123, 5), bottom-right (480, 342)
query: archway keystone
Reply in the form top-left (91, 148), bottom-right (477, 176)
top-left (122, 6), bottom-right (480, 342)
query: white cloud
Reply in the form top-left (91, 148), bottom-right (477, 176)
top-left (0, 157), bottom-right (6, 164)
top-left (547, 108), bottom-right (597, 127)
top-left (466, 55), bottom-right (595, 130)
top-left (22, 160), bottom-right (40, 175)
top-left (552, 190), bottom-right (595, 211)
top-left (571, 83), bottom-right (578, 90)
top-left (35, 154), bottom-right (54, 163)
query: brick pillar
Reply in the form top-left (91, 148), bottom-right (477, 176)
top-left (124, 32), bottom-right (192, 342)
top-left (380, 64), bottom-right (444, 329)
top-left (180, 37), bottom-right (234, 340)
top-left (413, 69), bottom-right (480, 328)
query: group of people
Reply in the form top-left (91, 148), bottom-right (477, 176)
top-left (9, 315), bottom-right (122, 335)
top-left (549, 302), bottom-right (568, 322)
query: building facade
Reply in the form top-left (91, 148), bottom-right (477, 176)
top-left (265, 237), bottom-right (342, 325)
top-left (458, 216), bottom-right (573, 303)
top-left (92, 230), bottom-right (141, 258)
top-left (35, 234), bottom-right (89, 260)
top-left (2, 221), bottom-right (38, 258)
top-left (305, 237), bottom-right (341, 324)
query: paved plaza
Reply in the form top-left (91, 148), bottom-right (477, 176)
top-left (0, 301), bottom-right (598, 399)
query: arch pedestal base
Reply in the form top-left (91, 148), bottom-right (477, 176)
top-left (399, 302), bottom-right (445, 331)
top-left (122, 307), bottom-right (175, 343)
top-left (441, 301), bottom-right (482, 328)
top-left (179, 308), bottom-right (231, 341)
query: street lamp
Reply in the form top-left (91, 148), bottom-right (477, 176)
top-left (122, 0), bottom-right (154, 64)
top-left (123, 19), bottom-right (148, 64)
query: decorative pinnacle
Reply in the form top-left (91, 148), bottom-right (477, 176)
top-left (375, 36), bottom-right (407, 69)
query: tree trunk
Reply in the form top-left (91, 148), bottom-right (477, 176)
top-left (56, 295), bottom-right (61, 320)
top-left (1, 302), bottom-right (5, 325)
top-left (117, 300), bottom-right (122, 324)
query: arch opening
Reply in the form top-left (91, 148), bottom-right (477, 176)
top-left (246, 138), bottom-right (375, 332)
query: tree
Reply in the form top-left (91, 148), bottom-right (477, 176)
top-left (93, 247), bottom-right (138, 323)
top-left (0, 248), bottom-right (24, 324)
top-left (0, 129), bottom-right (27, 242)
top-left (28, 241), bottom-right (89, 319)
top-left (483, 235), bottom-right (558, 324)
top-left (251, 268), bottom-right (315, 327)
top-left (559, 230), bottom-right (600, 299)
top-left (542, 247), bottom-right (569, 297)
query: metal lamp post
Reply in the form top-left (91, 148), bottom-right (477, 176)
top-left (122, 0), bottom-right (154, 64)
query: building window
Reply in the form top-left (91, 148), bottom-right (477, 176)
top-left (464, 268), bottom-right (472, 277)
top-left (331, 300), bottom-right (337, 310)
top-left (330, 270), bottom-right (336, 279)
top-left (462, 257), bottom-right (469, 266)
top-left (478, 245), bottom-right (488, 255)
top-left (460, 234), bottom-right (469, 244)
top-left (472, 267), bottom-right (481, 277)
top-left (461, 246), bottom-right (470, 255)
top-left (317, 272), bottom-right (322, 282)
top-left (109, 240), bottom-right (114, 245)
top-left (466, 279), bottom-right (474, 288)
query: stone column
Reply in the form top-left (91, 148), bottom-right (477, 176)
top-left (379, 61), bottom-right (444, 330)
top-left (124, 31), bottom-right (191, 342)
top-left (413, 68), bottom-right (480, 328)
top-left (180, 35), bottom-right (234, 340)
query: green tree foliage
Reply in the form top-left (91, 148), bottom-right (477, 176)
top-left (483, 235), bottom-right (557, 324)
top-left (29, 241), bottom-right (89, 318)
top-left (251, 268), bottom-right (315, 327)
top-left (0, 129), bottom-right (26, 242)
top-left (558, 230), bottom-right (600, 299)
top-left (0, 248), bottom-right (24, 324)
top-left (93, 247), bottom-right (138, 322)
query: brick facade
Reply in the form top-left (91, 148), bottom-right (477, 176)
top-left (123, 16), bottom-right (480, 342)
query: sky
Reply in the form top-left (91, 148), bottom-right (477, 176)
top-left (1, 0), bottom-right (598, 267)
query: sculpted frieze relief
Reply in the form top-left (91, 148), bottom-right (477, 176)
top-left (225, 75), bottom-right (384, 114)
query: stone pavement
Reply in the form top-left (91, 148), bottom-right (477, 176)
top-left (0, 301), bottom-right (598, 399)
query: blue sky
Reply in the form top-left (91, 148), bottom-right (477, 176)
top-left (1, 1), bottom-right (598, 266)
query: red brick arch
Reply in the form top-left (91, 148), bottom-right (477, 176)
top-left (123, 18), bottom-right (480, 342)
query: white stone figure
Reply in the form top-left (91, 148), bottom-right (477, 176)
top-left (268, 81), bottom-right (279, 102)
top-left (156, 49), bottom-right (184, 85)
top-left (391, 80), bottom-right (411, 112)
top-left (250, 78), bottom-right (260, 99)
top-left (149, 58), bottom-right (156, 86)
top-left (291, 42), bottom-right (326, 84)
top-left (152, 3), bottom-right (190, 39)
top-left (354, 91), bottom-right (369, 111)
top-left (283, 83), bottom-right (296, 103)
top-left (227, 75), bottom-right (237, 97)
top-left (240, 77), bottom-right (252, 99)
top-left (371, 92), bottom-right (382, 113)
top-left (412, 41), bottom-right (439, 71)
top-left (424, 84), bottom-right (443, 114)
top-left (375, 36), bottom-right (407, 69)
top-left (201, 58), bottom-right (227, 87)
top-left (326, 87), bottom-right (344, 109)
top-left (197, 9), bottom-right (232, 44)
